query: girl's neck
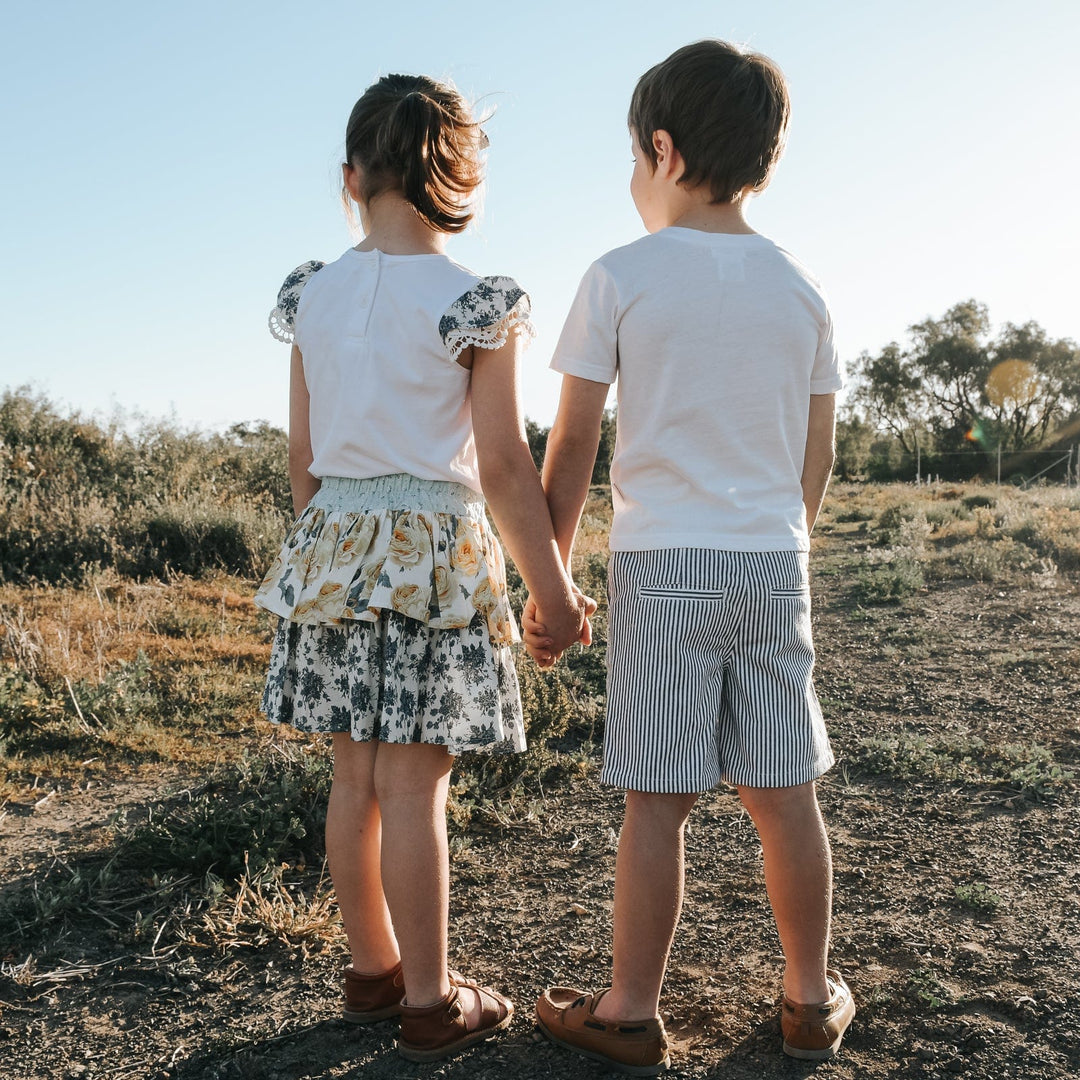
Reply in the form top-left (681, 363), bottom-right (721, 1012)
top-left (354, 191), bottom-right (448, 256)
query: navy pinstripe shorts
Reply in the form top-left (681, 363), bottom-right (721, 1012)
top-left (602, 548), bottom-right (835, 793)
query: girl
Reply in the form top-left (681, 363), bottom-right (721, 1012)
top-left (254, 73), bottom-right (587, 1062)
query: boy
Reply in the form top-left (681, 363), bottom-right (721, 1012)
top-left (525, 40), bottom-right (854, 1075)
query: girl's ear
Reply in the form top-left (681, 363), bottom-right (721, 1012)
top-left (651, 129), bottom-right (684, 182)
top-left (342, 161), bottom-right (363, 203)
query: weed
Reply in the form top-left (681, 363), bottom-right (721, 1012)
top-left (851, 732), bottom-right (1074, 798)
top-left (906, 969), bottom-right (953, 1010)
top-left (853, 558), bottom-right (924, 604)
top-left (953, 881), bottom-right (1003, 913)
top-left (117, 748), bottom-right (331, 882)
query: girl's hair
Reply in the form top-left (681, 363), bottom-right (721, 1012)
top-left (629, 40), bottom-right (790, 204)
top-left (343, 74), bottom-right (485, 234)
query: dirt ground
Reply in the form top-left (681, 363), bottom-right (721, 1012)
top-left (2, 509), bottom-right (1079, 1080)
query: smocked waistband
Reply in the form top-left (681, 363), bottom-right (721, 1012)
top-left (310, 474), bottom-right (485, 515)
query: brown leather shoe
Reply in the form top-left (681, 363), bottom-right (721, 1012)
top-left (781, 970), bottom-right (855, 1059)
top-left (535, 987), bottom-right (670, 1076)
top-left (397, 972), bottom-right (513, 1061)
top-left (342, 961), bottom-right (405, 1023)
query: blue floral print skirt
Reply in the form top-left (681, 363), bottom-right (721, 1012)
top-left (258, 475), bottom-right (525, 755)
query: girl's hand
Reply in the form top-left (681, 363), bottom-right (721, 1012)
top-left (522, 595), bottom-right (556, 669)
top-left (523, 589), bottom-right (596, 668)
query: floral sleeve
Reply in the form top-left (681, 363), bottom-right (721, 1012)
top-left (438, 276), bottom-right (535, 363)
top-left (268, 260), bottom-right (326, 344)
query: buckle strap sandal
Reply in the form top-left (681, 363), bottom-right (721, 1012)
top-left (397, 972), bottom-right (513, 1061)
top-left (781, 969), bottom-right (855, 1060)
top-left (342, 961), bottom-right (406, 1023)
top-left (535, 987), bottom-right (671, 1076)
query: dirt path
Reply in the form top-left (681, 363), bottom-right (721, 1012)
top-left (3, 509), bottom-right (1080, 1079)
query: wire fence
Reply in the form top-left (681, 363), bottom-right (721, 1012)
top-left (886, 445), bottom-right (1079, 487)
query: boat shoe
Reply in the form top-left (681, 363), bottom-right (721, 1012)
top-left (342, 961), bottom-right (405, 1023)
top-left (535, 987), bottom-right (671, 1076)
top-left (397, 971), bottom-right (513, 1061)
top-left (781, 969), bottom-right (855, 1059)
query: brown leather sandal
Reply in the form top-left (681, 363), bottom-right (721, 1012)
top-left (341, 961), bottom-right (405, 1023)
top-left (397, 971), bottom-right (513, 1061)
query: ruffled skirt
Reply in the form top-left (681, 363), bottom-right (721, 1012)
top-left (255, 475), bottom-right (524, 754)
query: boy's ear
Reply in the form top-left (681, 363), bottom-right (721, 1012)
top-left (651, 129), bottom-right (684, 182)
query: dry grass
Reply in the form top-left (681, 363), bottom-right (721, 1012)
top-left (180, 857), bottom-right (343, 957)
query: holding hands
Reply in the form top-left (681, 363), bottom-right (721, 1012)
top-left (522, 586), bottom-right (597, 669)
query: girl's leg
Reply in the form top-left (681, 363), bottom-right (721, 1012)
top-left (327, 733), bottom-right (399, 972)
top-left (373, 742), bottom-right (455, 1008)
top-left (737, 781), bottom-right (832, 1004)
top-left (593, 789), bottom-right (700, 1021)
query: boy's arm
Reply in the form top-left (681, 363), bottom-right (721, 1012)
top-left (521, 374), bottom-right (608, 667)
top-left (289, 345), bottom-right (321, 516)
top-left (802, 393), bottom-right (836, 534)
top-left (544, 374), bottom-right (611, 566)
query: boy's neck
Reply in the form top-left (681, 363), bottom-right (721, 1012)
top-left (668, 196), bottom-right (755, 235)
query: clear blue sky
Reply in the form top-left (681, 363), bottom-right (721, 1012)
top-left (2, 0), bottom-right (1077, 432)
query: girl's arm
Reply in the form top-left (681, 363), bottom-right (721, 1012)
top-left (469, 336), bottom-right (585, 656)
top-left (289, 345), bottom-right (321, 517)
top-left (802, 393), bottom-right (836, 533)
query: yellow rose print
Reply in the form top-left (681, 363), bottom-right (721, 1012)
top-left (391, 583), bottom-right (430, 621)
top-left (433, 565), bottom-right (453, 609)
top-left (472, 578), bottom-right (497, 615)
top-left (388, 516), bottom-right (428, 566)
top-left (452, 535), bottom-right (480, 576)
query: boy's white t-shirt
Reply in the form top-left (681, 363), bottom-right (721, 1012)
top-left (551, 227), bottom-right (843, 553)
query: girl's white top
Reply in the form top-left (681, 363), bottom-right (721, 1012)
top-left (269, 248), bottom-right (533, 493)
top-left (552, 228), bottom-right (843, 552)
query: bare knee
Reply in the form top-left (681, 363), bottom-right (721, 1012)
top-left (373, 742), bottom-right (453, 807)
top-left (737, 780), bottom-right (819, 824)
top-left (625, 789), bottom-right (700, 831)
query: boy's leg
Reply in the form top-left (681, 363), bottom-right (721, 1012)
top-left (736, 780), bottom-right (831, 1004)
top-left (373, 742), bottom-right (455, 1007)
top-left (594, 789), bottom-right (700, 1021)
top-left (327, 733), bottom-right (399, 972)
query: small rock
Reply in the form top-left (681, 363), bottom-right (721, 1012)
top-left (569, 903), bottom-right (587, 916)
top-left (945, 1057), bottom-right (966, 1073)
top-left (917, 1046), bottom-right (937, 1061)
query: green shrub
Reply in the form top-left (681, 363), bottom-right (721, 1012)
top-left (117, 749), bottom-right (331, 882)
top-left (0, 387), bottom-right (289, 583)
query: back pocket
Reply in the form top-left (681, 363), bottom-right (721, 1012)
top-left (639, 584), bottom-right (725, 601)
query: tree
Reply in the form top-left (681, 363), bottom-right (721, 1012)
top-left (850, 301), bottom-right (1080, 458)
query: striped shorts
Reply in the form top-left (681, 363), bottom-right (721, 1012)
top-left (602, 548), bottom-right (835, 793)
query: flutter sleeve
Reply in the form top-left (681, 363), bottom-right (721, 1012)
top-left (438, 275), bottom-right (535, 363)
top-left (268, 260), bottom-right (326, 343)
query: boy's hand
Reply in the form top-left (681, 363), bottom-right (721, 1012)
top-left (523, 589), bottom-right (596, 669)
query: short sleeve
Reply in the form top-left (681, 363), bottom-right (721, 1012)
top-left (438, 276), bottom-right (535, 363)
top-left (810, 307), bottom-right (844, 394)
top-left (550, 261), bottom-right (619, 385)
top-left (268, 260), bottom-right (325, 344)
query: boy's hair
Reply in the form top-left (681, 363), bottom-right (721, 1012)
top-left (344, 74), bottom-right (485, 234)
top-left (628, 40), bottom-right (790, 204)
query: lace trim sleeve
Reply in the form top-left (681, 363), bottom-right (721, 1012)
top-left (438, 275), bottom-right (536, 363)
top-left (268, 260), bottom-right (326, 344)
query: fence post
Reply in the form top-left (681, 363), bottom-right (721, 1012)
top-left (997, 443), bottom-right (1002, 485)
top-left (915, 437), bottom-right (921, 486)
